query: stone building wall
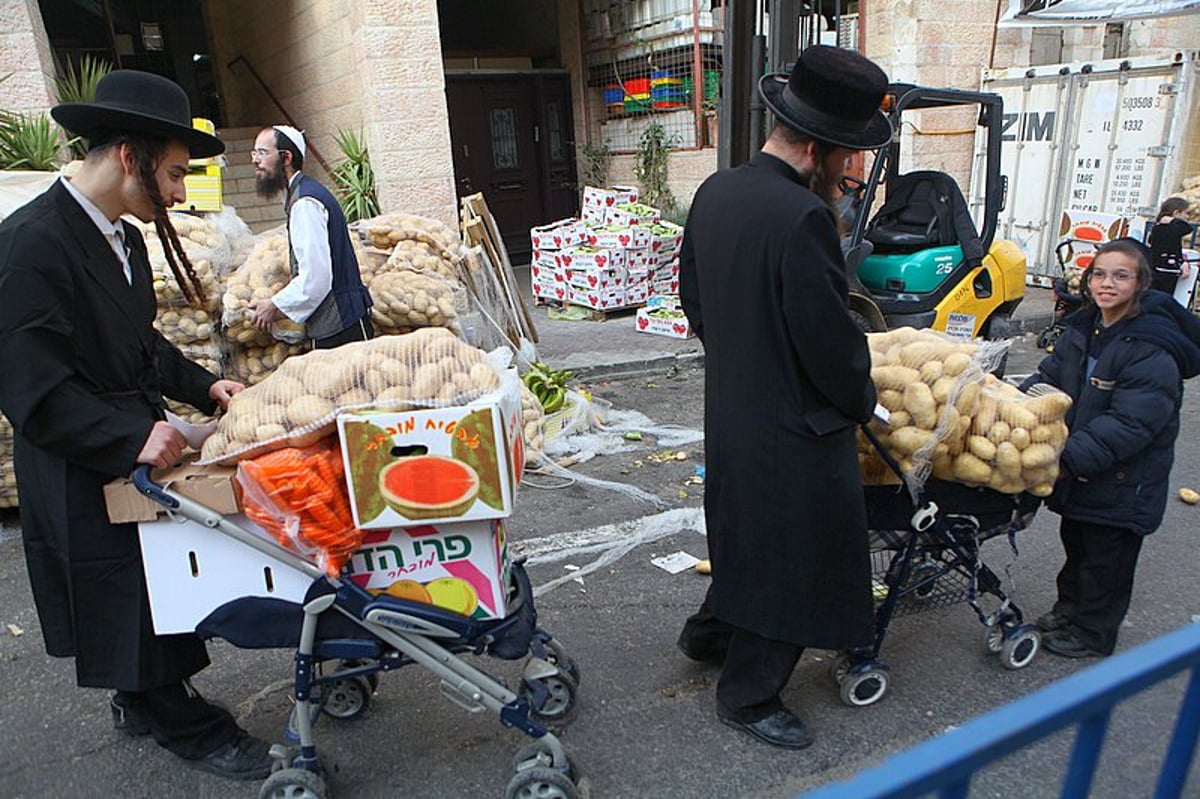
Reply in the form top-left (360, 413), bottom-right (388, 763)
top-left (0, 0), bottom-right (58, 114)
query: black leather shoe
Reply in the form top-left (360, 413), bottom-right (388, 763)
top-left (110, 695), bottom-right (151, 737)
top-left (719, 709), bottom-right (815, 749)
top-left (1042, 628), bottom-right (1106, 659)
top-left (1035, 610), bottom-right (1070, 633)
top-left (677, 638), bottom-right (726, 665)
top-left (184, 731), bottom-right (274, 781)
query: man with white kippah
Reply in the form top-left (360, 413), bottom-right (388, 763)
top-left (248, 124), bottom-right (373, 348)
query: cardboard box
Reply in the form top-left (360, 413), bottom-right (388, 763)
top-left (635, 298), bottom-right (694, 338)
top-left (337, 376), bottom-right (523, 529)
top-left (648, 221), bottom-right (684, 256)
top-left (104, 455), bottom-right (240, 524)
top-left (584, 224), bottom-right (651, 250)
top-left (559, 245), bottom-right (626, 272)
top-left (582, 185), bottom-right (638, 209)
top-left (569, 285), bottom-right (628, 310)
top-left (344, 520), bottom-right (512, 620)
top-left (529, 218), bottom-right (585, 251)
top-left (530, 260), bottom-right (565, 283)
top-left (625, 281), bottom-right (650, 305)
top-left (567, 263), bottom-right (626, 292)
top-left (624, 248), bottom-right (654, 269)
top-left (581, 204), bottom-right (607, 225)
top-left (606, 202), bottom-right (661, 227)
top-left (139, 513), bottom-right (314, 634)
top-left (532, 277), bottom-right (567, 303)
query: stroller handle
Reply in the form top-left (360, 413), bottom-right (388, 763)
top-left (131, 464), bottom-right (180, 510)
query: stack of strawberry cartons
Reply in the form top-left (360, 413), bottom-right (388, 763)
top-left (529, 218), bottom-right (586, 306)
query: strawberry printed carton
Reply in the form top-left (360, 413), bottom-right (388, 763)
top-left (567, 263), bottom-right (626, 292)
top-left (529, 218), bottom-right (585, 251)
top-left (581, 204), bottom-right (607, 225)
top-left (584, 223), bottom-right (651, 250)
top-left (625, 281), bottom-right (650, 305)
top-left (635, 296), bottom-right (693, 339)
top-left (606, 201), bottom-right (661, 227)
top-left (559, 245), bottom-right (626, 272)
top-left (626, 265), bottom-right (651, 284)
top-left (568, 285), bottom-right (627, 311)
top-left (346, 520), bottom-right (513, 620)
top-left (532, 276), bottom-right (567, 303)
top-left (582, 185), bottom-right (639, 210)
top-left (529, 257), bottom-right (565, 284)
top-left (648, 221), bottom-right (684, 255)
top-left (624, 248), bottom-right (655, 270)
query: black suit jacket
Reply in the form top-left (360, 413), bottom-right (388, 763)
top-left (0, 180), bottom-right (218, 690)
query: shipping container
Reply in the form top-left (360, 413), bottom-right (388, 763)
top-left (974, 50), bottom-right (1200, 283)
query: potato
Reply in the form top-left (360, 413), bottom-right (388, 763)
top-left (1020, 443), bottom-right (1059, 469)
top-left (1009, 427), bottom-right (1032, 450)
top-left (952, 452), bottom-right (992, 484)
top-left (967, 435), bottom-right (997, 461)
top-left (995, 442), bottom-right (1022, 477)
top-left (872, 365), bottom-right (921, 391)
top-left (879, 389), bottom-right (905, 412)
top-left (890, 426), bottom-right (934, 455)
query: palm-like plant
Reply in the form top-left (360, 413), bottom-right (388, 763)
top-left (55, 55), bottom-right (112, 158)
top-left (331, 127), bottom-right (380, 223)
top-left (0, 73), bottom-right (71, 171)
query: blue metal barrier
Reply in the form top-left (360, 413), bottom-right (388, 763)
top-left (801, 623), bottom-right (1200, 799)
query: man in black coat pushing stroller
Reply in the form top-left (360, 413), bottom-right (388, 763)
top-left (0, 71), bottom-right (273, 780)
top-left (676, 46), bottom-right (892, 749)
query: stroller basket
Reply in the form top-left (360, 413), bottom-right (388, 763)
top-left (130, 465), bottom-right (583, 799)
top-left (830, 427), bottom-right (1044, 708)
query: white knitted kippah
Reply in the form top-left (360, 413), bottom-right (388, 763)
top-left (272, 124), bottom-right (306, 158)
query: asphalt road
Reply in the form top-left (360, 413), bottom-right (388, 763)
top-left (1, 333), bottom-right (1198, 798)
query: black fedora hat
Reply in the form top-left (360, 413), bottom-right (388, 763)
top-left (758, 45), bottom-right (893, 151)
top-left (51, 70), bottom-right (224, 158)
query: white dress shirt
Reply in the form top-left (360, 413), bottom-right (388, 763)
top-left (59, 176), bottom-right (132, 285)
top-left (272, 172), bottom-right (333, 323)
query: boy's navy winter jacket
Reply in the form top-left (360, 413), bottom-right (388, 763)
top-left (1023, 290), bottom-right (1200, 534)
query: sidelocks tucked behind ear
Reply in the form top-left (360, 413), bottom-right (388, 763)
top-left (51, 70), bottom-right (224, 308)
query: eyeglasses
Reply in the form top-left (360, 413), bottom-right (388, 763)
top-left (250, 148), bottom-right (281, 160)
top-left (1087, 269), bottom-right (1137, 284)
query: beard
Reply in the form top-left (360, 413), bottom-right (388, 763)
top-left (255, 160), bottom-right (288, 198)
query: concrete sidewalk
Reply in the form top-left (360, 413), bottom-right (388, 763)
top-left (514, 263), bottom-right (1057, 378)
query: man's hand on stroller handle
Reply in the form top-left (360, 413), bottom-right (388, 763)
top-left (137, 421), bottom-right (186, 469)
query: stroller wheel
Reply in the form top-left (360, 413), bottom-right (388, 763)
top-left (321, 677), bottom-right (371, 720)
top-left (505, 765), bottom-right (579, 799)
top-left (828, 654), bottom-right (853, 685)
top-left (541, 637), bottom-right (582, 685)
top-left (525, 670), bottom-right (579, 728)
top-left (983, 623), bottom-right (1006, 654)
top-left (258, 767), bottom-right (328, 799)
top-left (511, 741), bottom-right (575, 778)
top-left (999, 626), bottom-right (1040, 670)
top-left (839, 666), bottom-right (890, 707)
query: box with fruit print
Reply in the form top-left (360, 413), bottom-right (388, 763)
top-left (346, 520), bottom-right (512, 620)
top-left (635, 298), bottom-right (693, 338)
top-left (568, 285), bottom-right (628, 310)
top-left (584, 223), bottom-right (651, 250)
top-left (648, 221), bottom-right (683, 257)
top-left (582, 184), bottom-right (639, 210)
top-left (605, 201), bottom-right (661, 227)
top-left (529, 257), bottom-right (565, 284)
top-left (530, 218), bottom-right (585, 251)
top-left (625, 281), bottom-right (650, 306)
top-left (623, 248), bottom-right (655, 269)
top-left (532, 277), bottom-right (567, 304)
top-left (337, 373), bottom-right (523, 529)
top-left (559, 245), bottom-right (626, 272)
top-left (567, 263), bottom-right (626, 293)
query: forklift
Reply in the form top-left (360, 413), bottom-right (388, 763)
top-left (838, 84), bottom-right (1026, 338)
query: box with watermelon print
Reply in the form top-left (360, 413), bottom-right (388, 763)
top-left (337, 374), bottom-right (523, 530)
top-left (344, 520), bottom-right (513, 620)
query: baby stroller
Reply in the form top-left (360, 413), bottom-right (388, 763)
top-left (829, 427), bottom-right (1043, 708)
top-left (132, 466), bottom-right (582, 799)
top-left (1035, 239), bottom-right (1086, 351)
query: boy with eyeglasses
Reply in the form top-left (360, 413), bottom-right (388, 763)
top-left (1023, 238), bottom-right (1200, 658)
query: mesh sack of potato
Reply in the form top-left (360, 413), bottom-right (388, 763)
top-left (162, 342), bottom-right (225, 425)
top-left (0, 415), bottom-right (16, 508)
top-left (199, 327), bottom-right (510, 465)
top-left (154, 305), bottom-right (219, 348)
top-left (207, 206), bottom-right (256, 274)
top-left (221, 232), bottom-right (307, 346)
top-left (227, 341), bottom-right (308, 387)
top-left (519, 382), bottom-right (546, 464)
top-left (859, 328), bottom-right (1071, 497)
top-left (364, 269), bottom-right (467, 336)
top-left (362, 212), bottom-right (461, 255)
top-left (380, 238), bottom-right (464, 284)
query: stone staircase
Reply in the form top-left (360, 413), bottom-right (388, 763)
top-left (217, 126), bottom-right (287, 233)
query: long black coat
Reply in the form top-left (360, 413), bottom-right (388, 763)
top-left (679, 153), bottom-right (877, 649)
top-left (0, 181), bottom-right (219, 691)
top-left (1023, 291), bottom-right (1200, 534)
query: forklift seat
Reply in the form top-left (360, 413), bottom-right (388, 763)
top-left (866, 171), bottom-right (985, 266)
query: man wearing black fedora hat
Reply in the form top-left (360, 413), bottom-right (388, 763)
top-left (0, 70), bottom-right (274, 780)
top-left (677, 45), bottom-right (892, 749)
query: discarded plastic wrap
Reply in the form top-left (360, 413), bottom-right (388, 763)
top-left (221, 232), bottom-right (306, 346)
top-left (199, 327), bottom-right (507, 465)
top-left (857, 327), bottom-right (1071, 499)
top-left (237, 441), bottom-right (365, 576)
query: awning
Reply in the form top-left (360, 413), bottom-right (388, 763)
top-left (998, 0), bottom-right (1200, 26)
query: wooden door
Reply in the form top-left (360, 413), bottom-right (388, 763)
top-left (535, 75), bottom-right (579, 224)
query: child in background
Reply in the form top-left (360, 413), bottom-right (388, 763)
top-left (1023, 238), bottom-right (1200, 658)
top-left (1148, 197), bottom-right (1193, 295)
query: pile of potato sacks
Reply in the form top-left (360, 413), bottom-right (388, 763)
top-left (859, 327), bottom-right (1072, 497)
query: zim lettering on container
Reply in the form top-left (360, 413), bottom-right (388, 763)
top-left (1001, 111), bottom-right (1055, 142)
